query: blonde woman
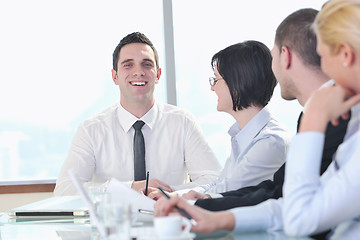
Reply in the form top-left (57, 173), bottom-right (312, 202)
top-left (283, 0), bottom-right (360, 237)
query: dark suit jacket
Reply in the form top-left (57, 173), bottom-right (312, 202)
top-left (195, 112), bottom-right (349, 211)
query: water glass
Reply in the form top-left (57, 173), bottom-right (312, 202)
top-left (100, 194), bottom-right (132, 240)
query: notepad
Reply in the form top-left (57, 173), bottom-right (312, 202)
top-left (7, 196), bottom-right (89, 218)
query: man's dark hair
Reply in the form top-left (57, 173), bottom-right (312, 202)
top-left (275, 8), bottom-right (320, 68)
top-left (211, 40), bottom-right (277, 111)
top-left (112, 32), bottom-right (159, 71)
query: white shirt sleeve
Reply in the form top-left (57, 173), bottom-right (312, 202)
top-left (54, 124), bottom-right (97, 195)
top-left (230, 198), bottom-right (284, 232)
top-left (208, 134), bottom-right (288, 193)
top-left (182, 115), bottom-right (221, 185)
top-left (207, 192), bottom-right (223, 198)
top-left (283, 131), bottom-right (360, 236)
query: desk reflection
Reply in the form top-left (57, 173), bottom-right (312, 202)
top-left (0, 224), bottom-right (313, 240)
top-left (1, 215), bottom-right (359, 240)
top-left (197, 231), bottom-right (313, 240)
top-left (0, 224), bottom-right (315, 240)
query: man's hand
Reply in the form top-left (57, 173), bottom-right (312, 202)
top-left (182, 190), bottom-right (211, 200)
top-left (131, 178), bottom-right (172, 193)
top-left (147, 187), bottom-right (178, 200)
top-left (154, 196), bottom-right (235, 234)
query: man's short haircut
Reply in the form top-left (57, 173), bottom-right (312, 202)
top-left (275, 8), bottom-right (320, 69)
top-left (211, 40), bottom-right (277, 111)
top-left (112, 32), bottom-right (159, 71)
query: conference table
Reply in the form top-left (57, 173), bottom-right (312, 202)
top-left (0, 196), bottom-right (316, 240)
top-left (0, 214), bottom-right (316, 240)
top-left (0, 221), bottom-right (314, 240)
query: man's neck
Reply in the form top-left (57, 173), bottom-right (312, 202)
top-left (296, 69), bottom-right (330, 107)
top-left (120, 100), bottom-right (155, 118)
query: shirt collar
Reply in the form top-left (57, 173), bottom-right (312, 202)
top-left (319, 79), bottom-right (335, 89)
top-left (229, 107), bottom-right (272, 150)
top-left (117, 101), bottom-right (159, 133)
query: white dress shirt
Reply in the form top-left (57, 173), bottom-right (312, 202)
top-left (229, 104), bottom-right (360, 236)
top-left (54, 101), bottom-right (221, 195)
top-left (175, 107), bottom-right (291, 197)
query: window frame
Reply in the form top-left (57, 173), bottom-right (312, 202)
top-left (0, 180), bottom-right (55, 194)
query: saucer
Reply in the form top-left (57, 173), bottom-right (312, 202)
top-left (138, 232), bottom-right (196, 240)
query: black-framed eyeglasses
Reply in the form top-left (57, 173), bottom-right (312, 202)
top-left (209, 77), bottom-right (223, 86)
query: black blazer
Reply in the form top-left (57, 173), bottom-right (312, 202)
top-left (195, 112), bottom-right (350, 211)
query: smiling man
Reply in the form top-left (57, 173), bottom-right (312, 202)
top-left (54, 32), bottom-right (221, 195)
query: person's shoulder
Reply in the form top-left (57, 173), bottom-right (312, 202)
top-left (157, 101), bottom-right (194, 120)
top-left (260, 116), bottom-right (293, 142)
top-left (81, 103), bottom-right (119, 128)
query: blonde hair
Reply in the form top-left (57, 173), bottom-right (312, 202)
top-left (313, 0), bottom-right (360, 55)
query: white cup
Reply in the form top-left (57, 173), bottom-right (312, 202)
top-left (154, 216), bottom-right (191, 238)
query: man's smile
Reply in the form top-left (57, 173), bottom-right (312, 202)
top-left (130, 81), bottom-right (147, 86)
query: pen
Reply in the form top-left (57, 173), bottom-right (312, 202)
top-left (145, 171), bottom-right (149, 196)
top-left (138, 209), bottom-right (154, 215)
top-left (157, 187), bottom-right (197, 226)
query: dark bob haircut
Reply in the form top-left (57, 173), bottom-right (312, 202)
top-left (211, 40), bottom-right (277, 111)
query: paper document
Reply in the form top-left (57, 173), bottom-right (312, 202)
top-left (107, 178), bottom-right (155, 211)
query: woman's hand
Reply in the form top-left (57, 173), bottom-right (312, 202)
top-left (154, 196), bottom-right (235, 234)
top-left (146, 187), bottom-right (177, 200)
top-left (301, 85), bottom-right (360, 133)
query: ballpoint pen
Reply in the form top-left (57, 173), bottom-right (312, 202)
top-left (145, 171), bottom-right (149, 196)
top-left (158, 187), bottom-right (197, 226)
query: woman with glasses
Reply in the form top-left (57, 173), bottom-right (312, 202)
top-left (149, 40), bottom-right (291, 200)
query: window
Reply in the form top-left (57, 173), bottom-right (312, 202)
top-left (0, 0), bottom-right (165, 180)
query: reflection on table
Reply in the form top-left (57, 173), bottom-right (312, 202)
top-left (0, 214), bottom-right (314, 240)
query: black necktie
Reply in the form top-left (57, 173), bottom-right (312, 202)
top-left (133, 120), bottom-right (146, 181)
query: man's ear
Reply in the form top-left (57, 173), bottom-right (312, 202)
top-left (155, 68), bottom-right (162, 84)
top-left (281, 46), bottom-right (292, 69)
top-left (111, 69), bottom-right (119, 85)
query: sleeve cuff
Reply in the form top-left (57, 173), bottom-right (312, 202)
top-left (230, 199), bottom-right (284, 232)
top-left (208, 193), bottom-right (223, 199)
